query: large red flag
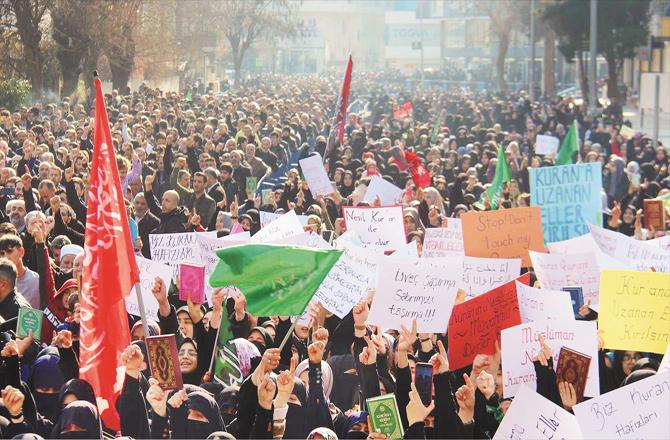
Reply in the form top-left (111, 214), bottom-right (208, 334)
top-left (79, 77), bottom-right (140, 432)
top-left (324, 55), bottom-right (353, 160)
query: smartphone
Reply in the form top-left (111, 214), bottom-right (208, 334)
top-left (414, 362), bottom-right (433, 405)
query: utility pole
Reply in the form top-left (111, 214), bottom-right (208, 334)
top-left (529, 0), bottom-right (536, 101)
top-left (589, 0), bottom-right (598, 113)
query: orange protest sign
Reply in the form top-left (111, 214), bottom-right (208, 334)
top-left (461, 207), bottom-right (545, 267)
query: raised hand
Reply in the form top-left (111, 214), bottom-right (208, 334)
top-left (167, 388), bottom-right (188, 409)
top-left (353, 300), bottom-right (369, 329)
top-left (308, 336), bottom-right (326, 364)
top-left (1, 339), bottom-right (19, 358)
top-left (53, 329), bottom-right (73, 349)
top-left (406, 382), bottom-right (435, 426)
top-left (429, 340), bottom-right (449, 375)
top-left (121, 344), bottom-right (144, 379)
top-left (455, 373), bottom-right (475, 423)
top-left (257, 373), bottom-right (277, 410)
top-left (252, 348), bottom-right (281, 386)
top-left (275, 355), bottom-right (297, 408)
top-left (475, 370), bottom-right (496, 400)
top-left (558, 381), bottom-right (577, 410)
top-left (534, 334), bottom-right (553, 367)
top-left (1, 385), bottom-right (25, 417)
top-left (359, 336), bottom-right (378, 366)
top-left (146, 378), bottom-right (168, 417)
top-left (151, 277), bottom-right (170, 317)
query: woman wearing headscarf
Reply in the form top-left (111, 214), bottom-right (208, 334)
top-left (604, 155), bottom-right (629, 206)
top-left (179, 338), bottom-right (205, 385)
top-left (50, 400), bottom-right (102, 439)
top-left (403, 207), bottom-right (425, 236)
top-left (28, 347), bottom-right (66, 423)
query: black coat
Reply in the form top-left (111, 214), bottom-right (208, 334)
top-left (155, 207), bottom-right (188, 234)
top-left (137, 212), bottom-right (160, 258)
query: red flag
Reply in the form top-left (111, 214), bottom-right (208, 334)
top-left (393, 101), bottom-right (413, 120)
top-left (405, 151), bottom-right (431, 188)
top-left (324, 55), bottom-right (353, 160)
top-left (79, 77), bottom-right (140, 432)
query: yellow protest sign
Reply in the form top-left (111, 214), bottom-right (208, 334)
top-left (599, 270), bottom-right (670, 354)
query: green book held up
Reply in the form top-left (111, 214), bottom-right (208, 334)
top-left (17, 307), bottom-right (43, 341)
top-left (366, 393), bottom-right (404, 439)
top-left (246, 177), bottom-right (258, 194)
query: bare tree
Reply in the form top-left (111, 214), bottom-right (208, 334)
top-left (477, 0), bottom-right (530, 92)
top-left (0, 0), bottom-right (49, 100)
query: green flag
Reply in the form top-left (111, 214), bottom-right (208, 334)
top-left (556, 121), bottom-right (579, 165)
top-left (473, 145), bottom-right (511, 210)
top-left (211, 311), bottom-right (242, 386)
top-left (209, 244), bottom-right (343, 316)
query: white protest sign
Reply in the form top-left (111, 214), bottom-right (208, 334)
top-left (573, 371), bottom-right (670, 439)
top-left (299, 153), bottom-right (333, 196)
top-left (501, 320), bottom-right (599, 398)
top-left (252, 210), bottom-right (304, 243)
top-left (426, 255), bottom-right (521, 299)
top-left (368, 257), bottom-right (461, 333)
top-left (306, 232), bottom-right (332, 249)
top-left (529, 251), bottom-right (601, 307)
top-left (363, 176), bottom-right (403, 206)
top-left (313, 246), bottom-right (379, 318)
top-left (546, 232), bottom-right (629, 270)
top-left (660, 344), bottom-right (670, 373)
top-left (589, 224), bottom-right (670, 272)
top-left (342, 205), bottom-right (406, 252)
top-left (648, 234), bottom-right (670, 251)
top-left (196, 235), bottom-right (249, 304)
top-left (535, 134), bottom-right (560, 155)
top-left (619, 124), bottom-right (635, 140)
top-left (149, 231), bottom-right (216, 266)
top-left (259, 211), bottom-right (309, 228)
top-left (125, 256), bottom-right (174, 320)
top-left (493, 385), bottom-right (583, 440)
top-left (516, 282), bottom-right (575, 323)
top-left (222, 231), bottom-right (250, 242)
top-left (422, 219), bottom-right (464, 257)
top-left (333, 229), bottom-right (366, 249)
top-left (391, 240), bottom-right (419, 258)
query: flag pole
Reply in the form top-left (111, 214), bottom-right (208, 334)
top-left (279, 319), bottom-right (298, 351)
top-left (134, 283), bottom-right (151, 341)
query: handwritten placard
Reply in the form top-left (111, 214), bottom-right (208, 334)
top-left (599, 270), bottom-right (670, 354)
top-left (421, 219), bottom-right (464, 257)
top-left (501, 320), bottom-right (599, 398)
top-left (313, 246), bottom-right (379, 318)
top-left (461, 207), bottom-right (545, 267)
top-left (493, 385), bottom-right (583, 440)
top-left (589, 224), bottom-right (670, 272)
top-left (299, 153), bottom-right (333, 196)
top-left (516, 282), bottom-right (575, 323)
top-left (252, 209), bottom-right (304, 243)
top-left (368, 258), bottom-right (462, 333)
top-left (534, 134), bottom-right (560, 155)
top-left (149, 231), bottom-right (216, 266)
top-left (529, 250), bottom-right (601, 307)
top-left (363, 176), bottom-right (403, 206)
top-left (531, 163), bottom-right (602, 243)
top-left (342, 205), bottom-right (406, 252)
top-left (573, 371), bottom-right (670, 439)
top-left (125, 256), bottom-right (175, 320)
top-left (447, 274), bottom-right (527, 370)
top-left (260, 211), bottom-right (309, 228)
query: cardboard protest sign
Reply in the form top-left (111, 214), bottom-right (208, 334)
top-left (259, 211), bottom-right (309, 228)
top-left (530, 163), bottom-right (602, 243)
top-left (313, 245), bottom-right (379, 318)
top-left (501, 320), bottom-right (599, 398)
top-left (495, 385), bottom-right (583, 439)
top-left (299, 153), bottom-right (333, 196)
top-left (421, 219), bottom-right (464, 257)
top-left (342, 205), bottom-right (406, 252)
top-left (573, 371), bottom-right (670, 439)
top-left (424, 255), bottom-right (522, 299)
top-left (363, 176), bottom-right (403, 206)
top-left (447, 273), bottom-right (528, 370)
top-left (619, 124), bottom-right (635, 140)
top-left (589, 224), bottom-right (670, 272)
top-left (529, 250), bottom-right (601, 307)
top-left (648, 234), bottom-right (670, 251)
top-left (368, 258), bottom-right (461, 333)
top-left (149, 231), bottom-right (216, 266)
top-left (546, 232), bottom-right (629, 271)
top-left (493, 385), bottom-right (583, 440)
top-left (517, 282), bottom-right (575, 323)
top-left (599, 270), bottom-right (670, 354)
top-left (391, 240), bottom-right (419, 258)
top-left (251, 209), bottom-right (304, 243)
top-left (535, 134), bottom-right (560, 155)
top-left (125, 256), bottom-right (174, 320)
top-left (461, 207), bottom-right (544, 267)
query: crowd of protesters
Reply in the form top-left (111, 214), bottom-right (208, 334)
top-left (0, 70), bottom-right (667, 439)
